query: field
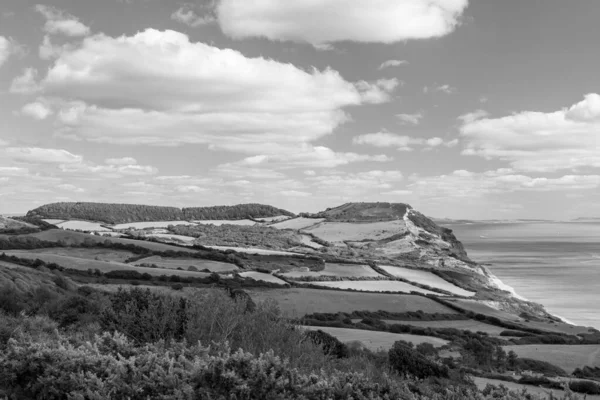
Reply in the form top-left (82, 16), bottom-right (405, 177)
top-left (245, 288), bottom-right (459, 317)
top-left (378, 319), bottom-right (512, 336)
top-left (42, 219), bottom-right (66, 225)
top-left (23, 230), bottom-right (199, 253)
top-left (4, 247), bottom-right (136, 263)
top-left (194, 220), bottom-right (256, 226)
top-left (255, 215), bottom-right (291, 223)
top-left (238, 271), bottom-right (288, 285)
top-left (301, 326), bottom-right (448, 351)
top-left (307, 280), bottom-right (442, 296)
top-left (2, 251), bottom-right (211, 278)
top-left (271, 217), bottom-right (325, 230)
top-left (379, 265), bottom-right (476, 297)
top-left (56, 220), bottom-right (111, 232)
top-left (204, 245), bottom-right (301, 256)
top-left (112, 221), bottom-right (197, 230)
top-left (132, 256), bottom-right (238, 272)
top-left (297, 234), bottom-right (323, 249)
top-left (303, 220), bottom-right (408, 243)
top-left (471, 377), bottom-right (600, 400)
top-left (146, 233), bottom-right (197, 245)
top-left (504, 345), bottom-right (600, 373)
top-left (282, 263), bottom-right (382, 279)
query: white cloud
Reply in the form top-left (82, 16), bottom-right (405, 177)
top-left (33, 29), bottom-right (390, 167)
top-left (0, 36), bottom-right (26, 67)
top-left (435, 84), bottom-right (455, 94)
top-left (57, 183), bottom-right (84, 192)
top-left (460, 94), bottom-right (600, 172)
top-left (354, 132), bottom-right (457, 151)
top-left (216, 0), bottom-right (469, 46)
top-left (409, 169), bottom-right (600, 198)
top-left (280, 190), bottom-right (311, 197)
top-left (10, 68), bottom-right (40, 94)
top-left (35, 4), bottom-right (90, 36)
top-left (306, 170), bottom-right (406, 197)
top-left (105, 157), bottom-right (137, 165)
top-left (60, 162), bottom-right (158, 178)
top-left (4, 147), bottom-right (82, 164)
top-left (379, 59), bottom-right (408, 70)
top-left (21, 101), bottom-right (53, 120)
top-left (396, 112), bottom-right (423, 125)
top-left (171, 5), bottom-right (215, 27)
top-left (176, 185), bottom-right (207, 193)
top-left (458, 109), bottom-right (488, 123)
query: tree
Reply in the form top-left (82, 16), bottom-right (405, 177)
top-left (508, 350), bottom-right (518, 370)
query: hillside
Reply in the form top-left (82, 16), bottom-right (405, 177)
top-left (0, 216), bottom-right (40, 235)
top-left (312, 202), bottom-right (412, 222)
top-left (26, 202), bottom-right (294, 224)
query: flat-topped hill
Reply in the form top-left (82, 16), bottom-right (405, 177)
top-left (26, 202), bottom-right (295, 224)
top-left (312, 202), bottom-right (412, 222)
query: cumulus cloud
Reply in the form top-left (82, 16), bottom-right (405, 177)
top-left (35, 4), bottom-right (90, 36)
top-left (396, 112), bottom-right (423, 125)
top-left (460, 94), bottom-right (600, 172)
top-left (458, 109), bottom-right (488, 123)
top-left (31, 29), bottom-right (391, 167)
top-left (21, 101), bottom-right (53, 120)
top-left (60, 162), bottom-right (158, 178)
top-left (171, 4), bottom-right (215, 27)
top-left (409, 169), bottom-right (600, 198)
top-left (105, 157), bottom-right (137, 165)
top-left (0, 36), bottom-right (25, 67)
top-left (379, 59), bottom-right (408, 70)
top-left (216, 0), bottom-right (469, 46)
top-left (4, 147), bottom-right (82, 164)
top-left (354, 132), bottom-right (457, 151)
top-left (57, 183), bottom-right (84, 192)
top-left (9, 68), bottom-right (40, 94)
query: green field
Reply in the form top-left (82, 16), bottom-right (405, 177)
top-left (303, 220), bottom-right (408, 243)
top-left (2, 251), bottom-right (211, 279)
top-left (132, 255), bottom-right (238, 272)
top-left (281, 263), bottom-right (382, 279)
top-left (307, 280), bottom-right (441, 296)
top-left (7, 247), bottom-right (136, 263)
top-left (245, 288), bottom-right (459, 318)
top-left (504, 345), bottom-right (600, 374)
top-left (302, 326), bottom-right (448, 351)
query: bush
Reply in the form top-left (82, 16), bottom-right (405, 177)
top-left (569, 380), bottom-right (600, 395)
top-left (388, 341), bottom-right (449, 380)
top-left (171, 283), bottom-right (184, 290)
top-left (515, 358), bottom-right (567, 376)
top-left (304, 329), bottom-right (348, 358)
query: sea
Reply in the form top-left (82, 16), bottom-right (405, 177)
top-left (441, 221), bottom-right (600, 330)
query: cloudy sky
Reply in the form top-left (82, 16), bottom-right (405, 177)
top-left (1, 0), bottom-right (599, 218)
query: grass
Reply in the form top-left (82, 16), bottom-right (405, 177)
top-left (25, 229), bottom-right (198, 253)
top-left (303, 220), bottom-right (408, 243)
top-left (204, 245), bottom-right (301, 256)
top-left (132, 256), bottom-right (238, 272)
top-left (270, 217), bottom-right (325, 230)
top-left (377, 319), bottom-right (515, 336)
top-left (10, 247), bottom-right (136, 263)
top-left (2, 251), bottom-right (211, 278)
top-left (245, 288), bottom-right (459, 317)
top-left (56, 220), bottom-right (112, 231)
top-left (0, 263), bottom-right (66, 295)
top-left (193, 219), bottom-right (257, 226)
top-left (239, 271), bottom-right (288, 285)
top-left (504, 345), bottom-right (600, 374)
top-left (307, 280), bottom-right (442, 296)
top-left (379, 265), bottom-right (476, 297)
top-left (112, 221), bottom-right (198, 230)
top-left (301, 326), bottom-right (448, 351)
top-left (282, 263), bottom-right (382, 279)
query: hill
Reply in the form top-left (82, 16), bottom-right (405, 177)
top-left (26, 202), bottom-right (294, 224)
top-left (312, 202), bottom-right (412, 222)
top-left (0, 216), bottom-right (40, 235)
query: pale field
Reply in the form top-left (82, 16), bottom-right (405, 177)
top-left (298, 234), bottom-right (323, 249)
top-left (4, 247), bottom-right (136, 263)
top-left (270, 217), bottom-right (325, 230)
top-left (57, 220), bottom-right (112, 231)
top-left (193, 220), bottom-right (256, 226)
top-left (42, 219), bottom-right (67, 225)
top-left (204, 245), bottom-right (301, 256)
top-left (132, 255), bottom-right (238, 272)
top-left (452, 299), bottom-right (593, 335)
top-left (504, 345), bottom-right (600, 374)
top-left (245, 288), bottom-right (459, 317)
top-left (146, 233), bottom-right (197, 244)
top-left (379, 265), bottom-right (476, 297)
top-left (25, 230), bottom-right (198, 253)
top-left (239, 271), bottom-right (288, 285)
top-left (472, 377), bottom-right (600, 400)
top-left (303, 220), bottom-right (408, 243)
top-left (301, 326), bottom-right (448, 351)
top-left (379, 319), bottom-right (512, 336)
top-left (2, 251), bottom-right (211, 278)
top-left (307, 280), bottom-right (443, 296)
top-left (256, 215), bottom-right (292, 223)
top-left (282, 263), bottom-right (382, 279)
top-left (112, 221), bottom-right (198, 230)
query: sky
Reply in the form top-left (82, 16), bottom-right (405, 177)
top-left (0, 0), bottom-right (599, 219)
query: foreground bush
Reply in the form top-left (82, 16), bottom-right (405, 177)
top-left (0, 328), bottom-right (584, 400)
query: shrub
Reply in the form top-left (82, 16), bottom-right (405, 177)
top-left (388, 341), bottom-right (449, 380)
top-left (304, 329), bottom-right (348, 358)
top-left (171, 283), bottom-right (184, 290)
top-left (569, 380), bottom-right (600, 395)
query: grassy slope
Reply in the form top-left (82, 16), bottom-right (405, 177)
top-left (504, 345), bottom-right (600, 374)
top-left (131, 256), bottom-right (238, 272)
top-left (246, 288), bottom-right (459, 317)
top-left (7, 247), bottom-right (136, 263)
top-left (302, 326), bottom-right (448, 351)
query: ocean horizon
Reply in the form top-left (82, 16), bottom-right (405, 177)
top-left (444, 221), bottom-right (600, 330)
